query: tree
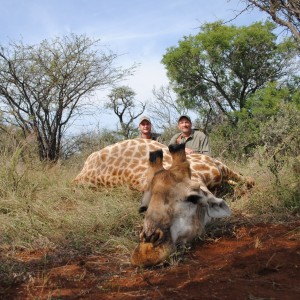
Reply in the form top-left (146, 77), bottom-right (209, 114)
top-left (241, 76), bottom-right (300, 120)
top-left (148, 85), bottom-right (187, 130)
top-left (211, 78), bottom-right (300, 159)
top-left (105, 86), bottom-right (146, 139)
top-left (62, 128), bottom-right (120, 160)
top-left (162, 21), bottom-right (297, 124)
top-left (0, 34), bottom-right (133, 162)
top-left (242, 0), bottom-right (300, 45)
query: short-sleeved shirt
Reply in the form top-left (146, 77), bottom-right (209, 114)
top-left (169, 130), bottom-right (211, 156)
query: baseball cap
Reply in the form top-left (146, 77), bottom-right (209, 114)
top-left (178, 115), bottom-right (191, 123)
top-left (139, 116), bottom-right (151, 124)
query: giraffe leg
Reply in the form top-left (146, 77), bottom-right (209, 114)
top-left (215, 160), bottom-right (254, 188)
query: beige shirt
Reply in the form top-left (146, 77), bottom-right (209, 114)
top-left (169, 130), bottom-right (211, 156)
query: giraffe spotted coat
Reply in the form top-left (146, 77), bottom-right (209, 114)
top-left (73, 139), bottom-right (253, 192)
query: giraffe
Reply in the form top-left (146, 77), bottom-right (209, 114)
top-left (131, 143), bottom-right (232, 267)
top-left (73, 138), bottom-right (254, 194)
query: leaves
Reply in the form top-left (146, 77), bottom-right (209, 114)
top-left (105, 86), bottom-right (146, 139)
top-left (162, 21), bottom-right (298, 125)
top-left (0, 34), bottom-right (134, 161)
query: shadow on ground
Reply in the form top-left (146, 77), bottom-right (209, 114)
top-left (1, 220), bottom-right (300, 300)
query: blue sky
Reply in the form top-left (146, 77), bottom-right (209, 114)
top-left (0, 0), bottom-right (266, 133)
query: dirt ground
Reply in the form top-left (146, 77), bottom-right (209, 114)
top-left (2, 220), bottom-right (300, 300)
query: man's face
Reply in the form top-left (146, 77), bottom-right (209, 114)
top-left (178, 118), bottom-right (192, 135)
top-left (139, 120), bottom-right (151, 134)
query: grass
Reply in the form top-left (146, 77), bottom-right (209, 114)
top-left (0, 143), bottom-right (299, 288)
top-left (230, 156), bottom-right (300, 222)
top-left (0, 148), bottom-right (143, 287)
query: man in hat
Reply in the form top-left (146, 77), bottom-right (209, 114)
top-left (169, 115), bottom-right (211, 156)
top-left (138, 116), bottom-right (162, 142)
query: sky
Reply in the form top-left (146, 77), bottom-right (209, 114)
top-left (0, 0), bottom-right (266, 134)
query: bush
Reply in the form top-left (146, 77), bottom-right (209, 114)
top-left (211, 101), bottom-right (300, 160)
top-left (62, 128), bottom-right (121, 160)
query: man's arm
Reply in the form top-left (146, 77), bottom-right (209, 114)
top-left (188, 131), bottom-right (211, 156)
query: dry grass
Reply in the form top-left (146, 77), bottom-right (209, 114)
top-left (0, 167), bottom-right (142, 253)
top-left (229, 156), bottom-right (300, 222)
top-left (0, 141), bottom-right (299, 287)
top-left (0, 148), bottom-right (143, 286)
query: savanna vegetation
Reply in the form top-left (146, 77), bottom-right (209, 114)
top-left (0, 14), bottom-right (299, 293)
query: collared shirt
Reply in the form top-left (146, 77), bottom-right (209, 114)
top-left (169, 129), bottom-right (211, 156)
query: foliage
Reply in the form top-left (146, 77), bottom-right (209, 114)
top-left (0, 136), bottom-right (141, 286)
top-left (148, 85), bottom-right (187, 130)
top-left (242, 76), bottom-right (300, 118)
top-left (162, 21), bottom-right (298, 125)
top-left (0, 113), bottom-right (299, 287)
top-left (0, 34), bottom-right (134, 162)
top-left (158, 123), bottom-right (179, 145)
top-left (233, 154), bottom-right (300, 218)
top-left (211, 96), bottom-right (300, 162)
top-left (62, 128), bottom-right (121, 160)
top-left (211, 80), bottom-right (300, 160)
top-left (0, 126), bottom-right (39, 166)
top-left (259, 103), bottom-right (300, 180)
top-left (105, 86), bottom-right (146, 139)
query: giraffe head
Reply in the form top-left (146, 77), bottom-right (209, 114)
top-left (131, 143), bottom-right (231, 267)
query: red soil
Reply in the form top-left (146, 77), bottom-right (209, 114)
top-left (2, 221), bottom-right (300, 300)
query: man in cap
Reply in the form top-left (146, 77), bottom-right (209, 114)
top-left (138, 116), bottom-right (162, 142)
top-left (169, 115), bottom-right (211, 156)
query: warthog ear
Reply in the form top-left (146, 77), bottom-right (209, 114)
top-left (205, 197), bottom-right (231, 218)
